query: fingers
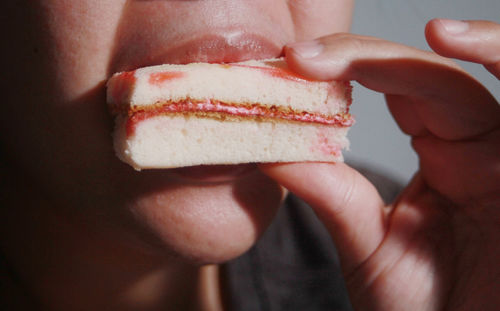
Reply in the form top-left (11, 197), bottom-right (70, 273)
top-left (285, 33), bottom-right (500, 141)
top-left (426, 19), bottom-right (500, 79)
top-left (259, 162), bottom-right (387, 273)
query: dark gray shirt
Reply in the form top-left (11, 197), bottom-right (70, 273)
top-left (223, 165), bottom-right (403, 310)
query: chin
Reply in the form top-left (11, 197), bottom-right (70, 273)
top-left (126, 169), bottom-right (284, 264)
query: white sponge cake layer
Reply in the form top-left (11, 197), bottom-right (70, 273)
top-left (108, 58), bottom-right (354, 169)
top-left (114, 115), bottom-right (349, 170)
top-left (108, 59), bottom-right (351, 116)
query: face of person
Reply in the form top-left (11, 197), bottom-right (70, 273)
top-left (1, 0), bottom-right (353, 264)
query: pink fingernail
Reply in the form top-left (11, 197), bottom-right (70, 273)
top-left (288, 40), bottom-right (323, 59)
top-left (440, 19), bottom-right (469, 34)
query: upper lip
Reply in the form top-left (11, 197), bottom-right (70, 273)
top-left (154, 31), bottom-right (284, 65)
top-left (111, 31), bottom-right (285, 73)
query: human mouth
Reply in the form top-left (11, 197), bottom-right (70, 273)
top-left (112, 31), bottom-right (284, 181)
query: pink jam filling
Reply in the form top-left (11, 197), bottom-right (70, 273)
top-left (125, 99), bottom-right (354, 137)
top-left (148, 71), bottom-right (185, 85)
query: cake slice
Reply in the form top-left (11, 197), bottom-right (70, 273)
top-left (107, 58), bottom-right (353, 170)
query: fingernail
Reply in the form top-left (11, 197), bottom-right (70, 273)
top-left (287, 40), bottom-right (323, 59)
top-left (439, 19), bottom-right (469, 34)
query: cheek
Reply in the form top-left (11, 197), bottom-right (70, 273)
top-left (128, 172), bottom-right (284, 264)
top-left (35, 1), bottom-right (125, 97)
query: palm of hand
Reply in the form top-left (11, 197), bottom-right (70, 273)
top-left (347, 177), bottom-right (500, 310)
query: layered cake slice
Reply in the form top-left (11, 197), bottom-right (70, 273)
top-left (107, 58), bottom-right (353, 169)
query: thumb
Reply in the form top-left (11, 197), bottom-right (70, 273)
top-left (259, 162), bottom-right (388, 273)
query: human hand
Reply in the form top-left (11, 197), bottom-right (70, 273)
top-left (260, 19), bottom-right (500, 310)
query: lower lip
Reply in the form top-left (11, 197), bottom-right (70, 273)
top-left (168, 164), bottom-right (258, 183)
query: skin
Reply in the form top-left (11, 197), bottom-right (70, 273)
top-left (0, 1), bottom-right (499, 310)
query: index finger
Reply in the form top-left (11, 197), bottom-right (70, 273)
top-left (285, 33), bottom-right (500, 140)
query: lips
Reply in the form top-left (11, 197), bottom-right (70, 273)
top-left (112, 31), bottom-right (285, 72)
top-left (150, 32), bottom-right (284, 65)
top-left (111, 0), bottom-right (292, 71)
